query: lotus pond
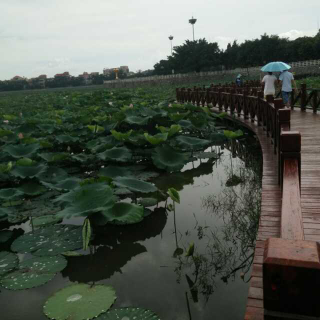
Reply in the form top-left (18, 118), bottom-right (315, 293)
top-left (0, 88), bottom-right (262, 320)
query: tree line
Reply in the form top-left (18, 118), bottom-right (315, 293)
top-left (154, 31), bottom-right (320, 75)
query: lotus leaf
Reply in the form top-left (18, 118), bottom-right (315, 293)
top-left (168, 111), bottom-right (189, 121)
top-left (11, 162), bottom-right (47, 179)
top-left (99, 165), bottom-right (131, 178)
top-left (178, 119), bottom-right (194, 129)
top-left (55, 183), bottom-right (116, 218)
top-left (87, 124), bottom-right (105, 133)
top-left (11, 224), bottom-right (83, 256)
top-left (3, 143), bottom-right (40, 158)
top-left (37, 124), bottom-right (55, 133)
top-left (152, 145), bottom-right (189, 172)
top-left (0, 129), bottom-right (14, 138)
top-left (114, 177), bottom-right (157, 193)
top-left (97, 146), bottom-right (132, 162)
top-left (132, 170), bottom-right (159, 181)
top-left (55, 135), bottom-right (79, 143)
top-left (18, 182), bottom-right (47, 196)
top-left (158, 124), bottom-right (181, 137)
top-left (97, 307), bottom-right (160, 320)
top-left (0, 188), bottom-right (24, 200)
top-left (137, 198), bottom-right (158, 207)
top-left (43, 283), bottom-right (116, 320)
top-left (7, 211), bottom-right (27, 224)
top-left (168, 188), bottom-right (180, 204)
top-left (113, 187), bottom-right (133, 195)
top-left (16, 157), bottom-right (33, 166)
top-left (0, 161), bottom-right (12, 173)
top-left (0, 230), bottom-right (13, 243)
top-left (125, 115), bottom-right (150, 125)
top-left (38, 166), bottom-right (68, 183)
top-left (0, 255), bottom-right (67, 290)
top-left (209, 132), bottom-right (228, 144)
top-left (0, 251), bottom-right (18, 276)
top-left (41, 177), bottom-right (80, 191)
top-left (32, 215), bottom-right (63, 228)
top-left (20, 137), bottom-right (39, 145)
top-left (223, 129), bottom-right (244, 139)
top-left (101, 202), bottom-right (144, 225)
top-left (39, 152), bottom-right (70, 162)
top-left (144, 133), bottom-right (168, 145)
top-left (0, 207), bottom-right (11, 222)
top-left (176, 136), bottom-right (210, 150)
top-left (71, 154), bottom-right (93, 163)
top-left (111, 129), bottom-right (133, 141)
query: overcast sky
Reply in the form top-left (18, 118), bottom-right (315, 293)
top-left (1, 0), bottom-right (319, 80)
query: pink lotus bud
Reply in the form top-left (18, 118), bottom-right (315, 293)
top-left (129, 104), bottom-right (133, 108)
top-left (168, 104), bottom-right (172, 107)
top-left (18, 133), bottom-right (24, 139)
top-left (3, 120), bottom-right (9, 124)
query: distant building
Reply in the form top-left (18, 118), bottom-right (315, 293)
top-left (103, 68), bottom-right (113, 76)
top-left (78, 72), bottom-right (91, 85)
top-left (54, 72), bottom-right (70, 78)
top-left (90, 72), bottom-right (99, 77)
top-left (11, 76), bottom-right (25, 81)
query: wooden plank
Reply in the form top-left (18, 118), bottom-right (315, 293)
top-left (281, 159), bottom-right (304, 240)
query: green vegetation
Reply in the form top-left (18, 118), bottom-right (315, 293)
top-left (154, 31), bottom-right (320, 74)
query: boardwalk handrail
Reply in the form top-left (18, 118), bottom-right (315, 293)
top-left (176, 86), bottom-right (320, 318)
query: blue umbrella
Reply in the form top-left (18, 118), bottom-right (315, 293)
top-left (261, 61), bottom-right (291, 72)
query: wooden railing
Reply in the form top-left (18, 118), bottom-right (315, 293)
top-left (176, 86), bottom-right (320, 318)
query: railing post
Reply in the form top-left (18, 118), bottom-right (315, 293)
top-left (300, 83), bottom-right (307, 111)
top-left (257, 91), bottom-right (263, 126)
top-left (273, 99), bottom-right (284, 154)
top-left (312, 90), bottom-right (318, 114)
top-left (218, 88), bottom-right (223, 111)
top-left (279, 131), bottom-right (301, 190)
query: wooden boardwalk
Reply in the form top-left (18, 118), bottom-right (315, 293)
top-left (239, 109), bottom-right (320, 319)
top-left (211, 107), bottom-right (320, 319)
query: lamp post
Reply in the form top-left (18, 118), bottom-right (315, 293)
top-left (114, 68), bottom-right (119, 80)
top-left (189, 16), bottom-right (197, 41)
top-left (169, 35), bottom-right (174, 55)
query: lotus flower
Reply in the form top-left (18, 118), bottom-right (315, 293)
top-left (129, 104), bottom-right (133, 108)
top-left (20, 113), bottom-right (23, 117)
top-left (168, 104), bottom-right (172, 107)
top-left (18, 133), bottom-right (24, 139)
top-left (3, 120), bottom-right (9, 124)
top-left (109, 102), bottom-right (113, 106)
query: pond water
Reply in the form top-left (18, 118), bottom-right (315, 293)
top-left (0, 128), bottom-right (262, 320)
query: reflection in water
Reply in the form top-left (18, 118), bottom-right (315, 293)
top-left (173, 136), bottom-right (262, 304)
top-left (62, 207), bottom-right (167, 283)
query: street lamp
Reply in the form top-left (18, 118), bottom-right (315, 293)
top-left (114, 68), bottom-right (119, 80)
top-left (168, 35), bottom-right (174, 55)
top-left (189, 16), bottom-right (197, 41)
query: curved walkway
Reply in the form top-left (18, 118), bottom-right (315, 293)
top-left (213, 107), bottom-right (320, 319)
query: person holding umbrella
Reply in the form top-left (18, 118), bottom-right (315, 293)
top-left (261, 72), bottom-right (277, 98)
top-left (279, 69), bottom-right (297, 107)
top-left (261, 61), bottom-right (296, 107)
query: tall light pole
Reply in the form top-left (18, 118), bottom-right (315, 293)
top-left (189, 16), bottom-right (197, 41)
top-left (169, 35), bottom-right (173, 55)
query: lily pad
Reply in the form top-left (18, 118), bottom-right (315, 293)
top-left (125, 115), bottom-right (150, 125)
top-left (114, 177), bottom-right (157, 193)
top-left (0, 255), bottom-right (67, 290)
top-left (43, 283), bottom-right (116, 320)
top-left (18, 182), bottom-right (47, 196)
top-left (0, 188), bottom-right (24, 200)
top-left (55, 135), bottom-right (79, 143)
top-left (144, 133), bottom-right (168, 145)
top-left (97, 307), bottom-right (160, 320)
top-left (98, 147), bottom-right (132, 162)
top-left (176, 135), bottom-right (210, 150)
top-left (55, 183), bottom-right (116, 219)
top-left (11, 224), bottom-right (83, 256)
top-left (0, 230), bottom-right (13, 243)
top-left (41, 177), bottom-right (81, 191)
top-left (152, 145), bottom-right (189, 172)
top-left (11, 162), bottom-right (47, 179)
top-left (137, 198), bottom-right (158, 207)
top-left (32, 215), bottom-right (63, 228)
top-left (38, 152), bottom-right (70, 162)
top-left (99, 165), bottom-right (131, 178)
top-left (102, 202), bottom-right (144, 225)
top-left (0, 252), bottom-right (18, 276)
top-left (3, 144), bottom-right (40, 159)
